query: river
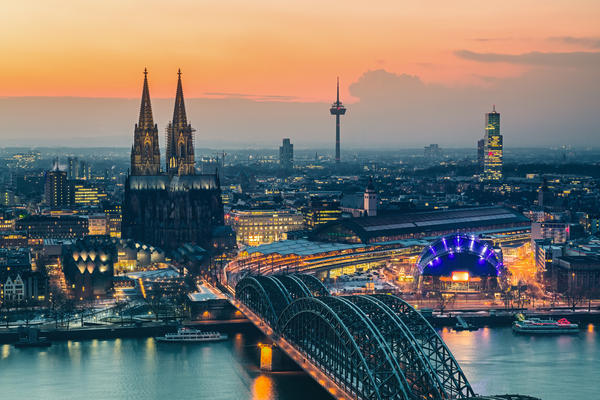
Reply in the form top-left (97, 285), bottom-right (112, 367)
top-left (0, 325), bottom-right (597, 399)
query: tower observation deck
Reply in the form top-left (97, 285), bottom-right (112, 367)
top-left (330, 77), bottom-right (346, 163)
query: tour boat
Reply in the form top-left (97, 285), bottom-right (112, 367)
top-left (512, 314), bottom-right (579, 334)
top-left (155, 327), bottom-right (228, 343)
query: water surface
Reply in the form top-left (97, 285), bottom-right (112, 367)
top-left (1, 326), bottom-right (598, 399)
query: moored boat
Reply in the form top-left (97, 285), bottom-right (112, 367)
top-left (513, 314), bottom-right (579, 334)
top-left (155, 327), bottom-right (228, 343)
top-left (13, 327), bottom-right (52, 348)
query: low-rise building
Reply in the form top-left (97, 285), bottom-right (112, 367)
top-left (225, 209), bottom-right (304, 246)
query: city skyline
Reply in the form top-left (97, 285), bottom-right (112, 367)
top-left (1, 1), bottom-right (599, 148)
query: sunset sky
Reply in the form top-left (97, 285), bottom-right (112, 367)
top-left (1, 1), bottom-right (599, 148)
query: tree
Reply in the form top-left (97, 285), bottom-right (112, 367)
top-left (0, 301), bottom-right (11, 328)
top-left (144, 288), bottom-right (164, 322)
top-left (114, 300), bottom-right (127, 326)
top-left (435, 292), bottom-right (455, 315)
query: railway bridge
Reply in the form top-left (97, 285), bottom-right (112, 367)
top-left (232, 274), bottom-right (539, 400)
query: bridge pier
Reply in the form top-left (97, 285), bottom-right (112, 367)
top-left (258, 343), bottom-right (298, 372)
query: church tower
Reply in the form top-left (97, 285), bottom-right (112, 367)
top-left (166, 69), bottom-right (196, 176)
top-left (130, 69), bottom-right (161, 176)
top-left (363, 177), bottom-right (378, 217)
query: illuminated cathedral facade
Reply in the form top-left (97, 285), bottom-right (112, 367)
top-left (122, 69), bottom-right (225, 250)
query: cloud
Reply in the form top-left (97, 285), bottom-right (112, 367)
top-left (338, 66), bottom-right (600, 148)
top-left (549, 36), bottom-right (600, 49)
top-left (203, 92), bottom-right (299, 101)
top-left (455, 50), bottom-right (600, 68)
top-left (469, 37), bottom-right (512, 42)
top-left (1, 63), bottom-right (599, 149)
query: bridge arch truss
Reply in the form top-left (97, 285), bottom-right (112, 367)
top-left (235, 274), bottom-right (475, 400)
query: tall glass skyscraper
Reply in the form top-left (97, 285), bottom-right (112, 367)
top-left (483, 106), bottom-right (503, 180)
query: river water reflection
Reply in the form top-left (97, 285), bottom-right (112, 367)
top-left (440, 324), bottom-right (599, 400)
top-left (0, 326), bottom-right (597, 399)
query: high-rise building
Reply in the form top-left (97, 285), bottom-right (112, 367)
top-left (45, 163), bottom-right (70, 208)
top-left (477, 138), bottom-right (485, 170)
top-left (80, 161), bottom-right (92, 180)
top-left (130, 68), bottom-right (161, 176)
top-left (122, 69), bottom-right (225, 250)
top-left (483, 106), bottom-right (503, 180)
top-left (68, 157), bottom-right (79, 179)
top-left (279, 138), bottom-right (293, 169)
top-left (329, 77), bottom-right (346, 163)
top-left (166, 69), bottom-right (195, 176)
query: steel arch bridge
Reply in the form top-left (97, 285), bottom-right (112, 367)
top-left (235, 274), bottom-right (476, 400)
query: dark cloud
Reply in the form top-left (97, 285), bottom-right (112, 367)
top-left (455, 50), bottom-right (600, 68)
top-left (549, 36), bottom-right (600, 49)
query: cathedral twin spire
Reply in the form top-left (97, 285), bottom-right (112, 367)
top-left (130, 69), bottom-right (195, 176)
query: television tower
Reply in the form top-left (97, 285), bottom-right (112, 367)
top-left (329, 77), bottom-right (346, 163)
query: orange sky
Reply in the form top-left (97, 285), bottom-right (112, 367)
top-left (1, 0), bottom-right (599, 101)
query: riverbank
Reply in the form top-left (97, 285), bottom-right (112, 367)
top-left (0, 319), bottom-right (254, 344)
top-left (428, 309), bottom-right (600, 328)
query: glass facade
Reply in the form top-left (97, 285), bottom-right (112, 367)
top-left (483, 107), bottom-right (503, 180)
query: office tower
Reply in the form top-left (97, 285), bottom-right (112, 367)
top-left (279, 138), bottom-right (293, 169)
top-left (166, 69), bottom-right (195, 176)
top-left (329, 77), bottom-right (346, 163)
top-left (79, 161), bottom-right (91, 180)
top-left (477, 138), bottom-right (485, 171)
top-left (122, 69), bottom-right (225, 250)
top-left (130, 68), bottom-right (161, 176)
top-left (45, 162), bottom-right (70, 208)
top-left (68, 157), bottom-right (79, 179)
top-left (483, 105), bottom-right (503, 180)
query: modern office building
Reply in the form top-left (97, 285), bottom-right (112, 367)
top-left (122, 70), bottom-right (224, 250)
top-left (477, 138), bottom-right (485, 171)
top-left (482, 106), bottom-right (503, 180)
top-left (303, 196), bottom-right (343, 229)
top-left (44, 164), bottom-right (70, 208)
top-left (16, 215), bottom-right (89, 239)
top-left (71, 181), bottom-right (107, 206)
top-left (225, 209), bottom-right (304, 246)
top-left (279, 138), bottom-right (293, 170)
top-left (104, 204), bottom-right (122, 238)
top-left (67, 157), bottom-right (79, 179)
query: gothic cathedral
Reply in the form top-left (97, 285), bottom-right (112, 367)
top-left (122, 70), bottom-right (227, 251)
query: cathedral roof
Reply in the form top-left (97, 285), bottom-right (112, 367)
top-left (128, 174), bottom-right (219, 191)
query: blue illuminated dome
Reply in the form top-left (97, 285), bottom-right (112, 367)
top-left (417, 234), bottom-right (504, 277)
